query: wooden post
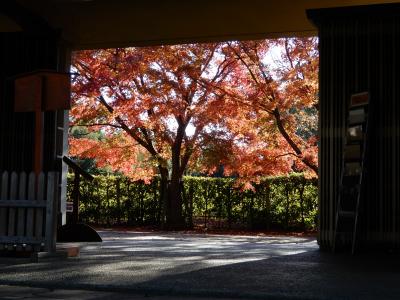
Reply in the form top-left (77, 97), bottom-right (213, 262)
top-left (227, 186), bottom-right (232, 229)
top-left (34, 173), bottom-right (45, 252)
top-left (265, 182), bottom-right (271, 230)
top-left (26, 172), bottom-right (36, 252)
top-left (7, 172), bottom-right (18, 250)
top-left (16, 172), bottom-right (27, 251)
top-left (116, 179), bottom-right (121, 225)
top-left (204, 183), bottom-right (209, 229)
top-left (34, 110), bottom-right (44, 176)
top-left (14, 71), bottom-right (70, 175)
top-left (72, 172), bottom-right (80, 224)
top-left (45, 172), bottom-right (58, 253)
top-left (0, 172), bottom-right (9, 250)
top-left (62, 156), bottom-right (93, 224)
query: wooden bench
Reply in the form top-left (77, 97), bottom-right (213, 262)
top-left (0, 171), bottom-right (58, 253)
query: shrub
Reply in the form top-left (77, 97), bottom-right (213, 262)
top-left (68, 174), bottom-right (317, 230)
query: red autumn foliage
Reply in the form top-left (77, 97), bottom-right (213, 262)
top-left (70, 38), bottom-right (318, 227)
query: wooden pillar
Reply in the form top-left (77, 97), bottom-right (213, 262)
top-left (308, 3), bottom-right (400, 250)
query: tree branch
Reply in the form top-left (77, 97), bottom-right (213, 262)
top-left (71, 123), bottom-right (123, 129)
top-left (274, 152), bottom-right (302, 159)
top-left (272, 108), bottom-right (318, 174)
top-left (97, 95), bottom-right (159, 157)
top-left (284, 39), bottom-right (295, 70)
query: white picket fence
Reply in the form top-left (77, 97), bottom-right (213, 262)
top-left (0, 172), bottom-right (58, 253)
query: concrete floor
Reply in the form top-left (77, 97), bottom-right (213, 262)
top-left (0, 231), bottom-right (399, 299)
top-left (0, 284), bottom-right (242, 300)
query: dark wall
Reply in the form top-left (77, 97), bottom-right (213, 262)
top-left (0, 32), bottom-right (59, 172)
top-left (309, 5), bottom-right (400, 249)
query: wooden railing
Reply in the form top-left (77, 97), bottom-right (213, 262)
top-left (0, 172), bottom-right (58, 253)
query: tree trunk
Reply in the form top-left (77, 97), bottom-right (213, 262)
top-left (158, 166), bottom-right (169, 227)
top-left (157, 164), bottom-right (186, 229)
top-left (166, 177), bottom-right (184, 229)
top-left (164, 122), bottom-right (188, 229)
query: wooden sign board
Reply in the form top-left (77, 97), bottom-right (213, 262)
top-left (350, 92), bottom-right (369, 107)
top-left (14, 74), bottom-right (42, 112)
top-left (42, 72), bottom-right (71, 111)
top-left (14, 70), bottom-right (71, 112)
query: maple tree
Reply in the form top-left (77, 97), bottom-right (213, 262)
top-left (223, 38), bottom-right (319, 177)
top-left (70, 39), bottom-right (319, 228)
top-left (70, 44), bottom-right (241, 228)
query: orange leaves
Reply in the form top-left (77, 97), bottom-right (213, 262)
top-left (71, 43), bottom-right (240, 180)
top-left (69, 138), bottom-right (99, 158)
top-left (70, 135), bottom-right (155, 182)
top-left (71, 39), bottom-right (319, 182)
top-left (226, 38), bottom-right (319, 176)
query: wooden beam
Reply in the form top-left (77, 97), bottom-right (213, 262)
top-left (62, 156), bottom-right (94, 181)
top-left (17, 0), bottom-right (400, 49)
top-left (0, 0), bottom-right (55, 36)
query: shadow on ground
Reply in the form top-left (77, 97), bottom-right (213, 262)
top-left (0, 231), bottom-right (399, 299)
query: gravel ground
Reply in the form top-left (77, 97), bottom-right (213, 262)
top-left (0, 231), bottom-right (399, 299)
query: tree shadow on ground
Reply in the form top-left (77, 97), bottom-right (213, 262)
top-left (0, 232), bottom-right (399, 299)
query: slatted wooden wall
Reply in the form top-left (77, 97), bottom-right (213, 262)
top-left (0, 172), bottom-right (58, 253)
top-left (0, 31), bottom-right (69, 224)
top-left (0, 32), bottom-right (59, 172)
top-left (308, 4), bottom-right (400, 250)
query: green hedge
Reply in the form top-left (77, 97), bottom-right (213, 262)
top-left (68, 174), bottom-right (318, 230)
